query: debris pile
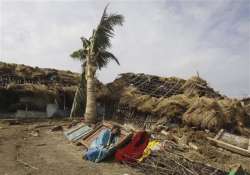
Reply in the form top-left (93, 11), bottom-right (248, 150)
top-left (132, 142), bottom-right (227, 175)
top-left (63, 120), bottom-right (248, 174)
top-left (181, 76), bottom-right (221, 98)
top-left (0, 61), bottom-right (79, 86)
top-left (0, 62), bottom-right (80, 112)
top-left (0, 62), bottom-right (107, 114)
top-left (183, 97), bottom-right (224, 131)
top-left (107, 73), bottom-right (250, 134)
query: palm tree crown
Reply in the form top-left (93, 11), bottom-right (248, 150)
top-left (71, 5), bottom-right (124, 69)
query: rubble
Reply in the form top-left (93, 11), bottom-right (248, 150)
top-left (132, 146), bottom-right (227, 175)
top-left (207, 129), bottom-right (250, 157)
top-left (0, 62), bottom-right (108, 117)
top-left (1, 64), bottom-right (250, 174)
top-left (106, 73), bottom-right (250, 135)
top-left (79, 121), bottom-right (132, 149)
top-left (183, 97), bottom-right (225, 131)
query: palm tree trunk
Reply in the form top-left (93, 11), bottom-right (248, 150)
top-left (84, 59), bottom-right (97, 123)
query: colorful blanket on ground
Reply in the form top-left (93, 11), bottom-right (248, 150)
top-left (115, 131), bottom-right (150, 163)
top-left (85, 128), bottom-right (119, 163)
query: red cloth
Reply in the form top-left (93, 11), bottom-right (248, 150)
top-left (115, 131), bottom-right (149, 163)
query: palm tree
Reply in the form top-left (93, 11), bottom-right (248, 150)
top-left (70, 5), bottom-right (124, 123)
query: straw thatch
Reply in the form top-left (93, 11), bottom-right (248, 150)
top-left (183, 97), bottom-right (224, 131)
top-left (0, 61), bottom-right (79, 84)
top-left (153, 95), bottom-right (191, 118)
top-left (181, 76), bottom-right (221, 98)
top-left (106, 73), bottom-right (250, 132)
top-left (244, 104), bottom-right (250, 116)
top-left (0, 62), bottom-right (81, 112)
top-left (137, 96), bottom-right (159, 113)
top-left (218, 99), bottom-right (249, 129)
top-left (7, 84), bottom-right (56, 99)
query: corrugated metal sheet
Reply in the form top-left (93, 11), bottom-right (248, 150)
top-left (64, 124), bottom-right (92, 141)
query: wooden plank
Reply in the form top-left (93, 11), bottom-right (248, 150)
top-left (80, 124), bottom-right (103, 146)
top-left (248, 139), bottom-right (250, 151)
top-left (207, 137), bottom-right (250, 157)
top-left (220, 132), bottom-right (249, 149)
top-left (64, 124), bottom-right (92, 142)
top-left (214, 129), bottom-right (224, 140)
top-left (80, 121), bottom-right (131, 149)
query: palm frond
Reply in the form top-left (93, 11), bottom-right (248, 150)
top-left (96, 50), bottom-right (120, 69)
top-left (70, 49), bottom-right (86, 61)
top-left (93, 5), bottom-right (124, 52)
top-left (80, 37), bottom-right (90, 48)
top-left (71, 37), bottom-right (90, 61)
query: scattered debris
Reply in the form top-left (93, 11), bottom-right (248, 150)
top-left (64, 123), bottom-right (92, 142)
top-left (1, 64), bottom-right (250, 174)
top-left (79, 121), bottom-right (132, 148)
top-left (32, 123), bottom-right (54, 129)
top-left (129, 140), bottom-right (227, 175)
top-left (51, 125), bottom-right (63, 132)
top-left (15, 144), bottom-right (39, 170)
top-left (16, 158), bottom-right (39, 170)
top-left (207, 129), bottom-right (250, 157)
top-left (188, 142), bottom-right (199, 150)
top-left (35, 143), bottom-right (46, 146)
top-left (29, 130), bottom-right (39, 137)
top-left (228, 164), bottom-right (245, 175)
top-left (5, 119), bottom-right (21, 125)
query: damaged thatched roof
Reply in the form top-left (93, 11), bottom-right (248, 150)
top-left (0, 62), bottom-right (108, 112)
top-left (106, 73), bottom-right (250, 133)
top-left (107, 73), bottom-right (222, 100)
top-left (0, 61), bottom-right (80, 85)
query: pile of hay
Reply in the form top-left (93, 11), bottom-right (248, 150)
top-left (153, 95), bottom-right (191, 119)
top-left (119, 91), bottom-right (192, 120)
top-left (182, 97), bottom-right (250, 132)
top-left (218, 99), bottom-right (250, 130)
top-left (15, 64), bottom-right (37, 77)
top-left (7, 83), bottom-right (56, 99)
top-left (181, 76), bottom-right (221, 98)
top-left (183, 97), bottom-right (224, 131)
top-left (0, 62), bottom-right (14, 74)
top-left (137, 96), bottom-right (159, 113)
top-left (119, 86), bottom-right (151, 108)
top-left (108, 73), bottom-right (250, 133)
top-left (244, 104), bottom-right (250, 116)
top-left (119, 86), bottom-right (162, 111)
top-left (0, 62), bottom-right (79, 85)
top-left (95, 79), bottom-right (112, 101)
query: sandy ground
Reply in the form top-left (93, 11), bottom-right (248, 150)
top-left (0, 120), bottom-right (141, 175)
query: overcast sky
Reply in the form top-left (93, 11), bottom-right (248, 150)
top-left (0, 0), bottom-right (249, 97)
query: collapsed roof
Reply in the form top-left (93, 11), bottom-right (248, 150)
top-left (106, 73), bottom-right (250, 134)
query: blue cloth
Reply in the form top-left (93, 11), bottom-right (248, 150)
top-left (85, 129), bottom-right (119, 163)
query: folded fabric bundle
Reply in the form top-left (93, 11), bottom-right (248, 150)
top-left (115, 131), bottom-right (150, 163)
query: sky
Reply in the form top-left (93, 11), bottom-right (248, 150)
top-left (0, 0), bottom-right (249, 97)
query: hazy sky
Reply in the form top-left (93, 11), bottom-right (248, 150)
top-left (0, 0), bottom-right (250, 97)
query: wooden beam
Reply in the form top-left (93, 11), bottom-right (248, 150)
top-left (207, 137), bottom-right (250, 157)
top-left (248, 139), bottom-right (250, 151)
top-left (214, 129), bottom-right (224, 140)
